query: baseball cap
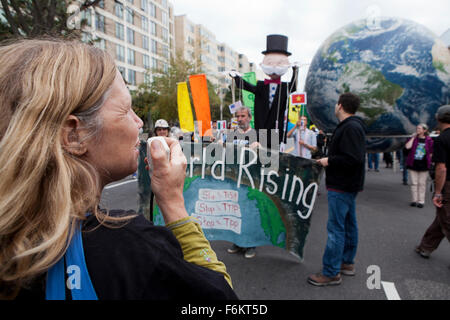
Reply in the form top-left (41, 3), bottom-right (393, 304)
top-left (155, 119), bottom-right (169, 128)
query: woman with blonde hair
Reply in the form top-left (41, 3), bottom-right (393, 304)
top-left (0, 39), bottom-right (236, 300)
top-left (405, 123), bottom-right (434, 208)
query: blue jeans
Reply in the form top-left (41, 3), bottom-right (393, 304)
top-left (322, 190), bottom-right (358, 277)
top-left (367, 153), bottom-right (379, 170)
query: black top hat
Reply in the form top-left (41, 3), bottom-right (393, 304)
top-left (261, 34), bottom-right (291, 56)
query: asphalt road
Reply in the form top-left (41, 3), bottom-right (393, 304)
top-left (100, 166), bottom-right (450, 300)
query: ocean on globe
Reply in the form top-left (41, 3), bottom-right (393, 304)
top-left (305, 17), bottom-right (450, 152)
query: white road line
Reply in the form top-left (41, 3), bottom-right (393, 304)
top-left (104, 179), bottom-right (137, 190)
top-left (381, 281), bottom-right (401, 300)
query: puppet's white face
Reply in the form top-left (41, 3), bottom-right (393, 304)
top-left (260, 53), bottom-right (290, 78)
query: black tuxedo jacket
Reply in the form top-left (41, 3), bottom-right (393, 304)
top-left (233, 68), bottom-right (298, 146)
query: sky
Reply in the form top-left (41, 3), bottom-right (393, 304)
top-left (172, 0), bottom-right (450, 89)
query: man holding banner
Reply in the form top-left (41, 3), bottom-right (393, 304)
top-left (227, 106), bottom-right (259, 258)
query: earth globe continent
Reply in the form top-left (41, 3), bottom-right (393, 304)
top-left (305, 17), bottom-right (450, 152)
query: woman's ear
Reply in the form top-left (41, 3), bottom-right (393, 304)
top-left (61, 115), bottom-right (88, 156)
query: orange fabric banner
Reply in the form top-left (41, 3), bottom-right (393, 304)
top-left (189, 74), bottom-right (212, 137)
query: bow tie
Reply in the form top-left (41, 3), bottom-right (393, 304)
top-left (264, 78), bottom-right (281, 85)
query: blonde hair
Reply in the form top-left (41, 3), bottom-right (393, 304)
top-left (418, 123), bottom-right (429, 136)
top-left (0, 39), bottom-right (122, 298)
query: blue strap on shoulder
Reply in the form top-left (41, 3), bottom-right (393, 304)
top-left (46, 221), bottom-right (98, 300)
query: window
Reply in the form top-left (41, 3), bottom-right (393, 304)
top-left (143, 54), bottom-right (150, 69)
top-left (114, 1), bottom-right (124, 19)
top-left (94, 38), bottom-right (106, 50)
top-left (150, 21), bottom-right (156, 36)
top-left (127, 27), bottom-right (134, 45)
top-left (115, 22), bottom-right (124, 40)
top-left (81, 32), bottom-right (92, 43)
top-left (141, 16), bottom-right (148, 31)
top-left (81, 9), bottom-right (92, 27)
top-left (162, 27), bottom-right (168, 43)
top-left (118, 66), bottom-right (126, 80)
top-left (127, 48), bottom-right (135, 65)
top-left (149, 3), bottom-right (156, 18)
top-left (98, 0), bottom-right (105, 8)
top-left (151, 39), bottom-right (157, 54)
top-left (142, 35), bottom-right (149, 50)
top-left (141, 0), bottom-right (148, 13)
top-left (162, 11), bottom-right (168, 27)
top-left (126, 7), bottom-right (134, 24)
top-left (128, 69), bottom-right (136, 85)
top-left (151, 57), bottom-right (157, 70)
top-left (161, 44), bottom-right (169, 58)
top-left (95, 13), bottom-right (105, 33)
top-left (116, 44), bottom-right (125, 62)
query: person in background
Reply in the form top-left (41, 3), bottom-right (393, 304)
top-left (383, 152), bottom-right (393, 168)
top-left (398, 146), bottom-right (409, 185)
top-left (226, 106), bottom-right (258, 258)
top-left (287, 115), bottom-right (317, 159)
top-left (0, 39), bottom-right (236, 300)
top-left (405, 123), bottom-right (433, 208)
top-left (415, 105), bottom-right (450, 261)
top-left (154, 119), bottom-right (171, 137)
top-left (316, 129), bottom-right (327, 157)
top-left (308, 92), bottom-right (366, 287)
top-left (367, 153), bottom-right (379, 172)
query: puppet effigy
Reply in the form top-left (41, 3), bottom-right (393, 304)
top-left (231, 34), bottom-right (298, 148)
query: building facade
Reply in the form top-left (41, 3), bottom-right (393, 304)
top-left (83, 0), bottom-right (175, 89)
top-left (80, 2), bottom-right (254, 91)
top-left (174, 14), bottom-right (254, 92)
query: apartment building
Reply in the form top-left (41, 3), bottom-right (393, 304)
top-left (174, 14), bottom-right (254, 91)
top-left (82, 0), bottom-right (175, 89)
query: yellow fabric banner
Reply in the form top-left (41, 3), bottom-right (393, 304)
top-left (288, 100), bottom-right (300, 124)
top-left (189, 74), bottom-right (212, 137)
top-left (177, 82), bottom-right (195, 132)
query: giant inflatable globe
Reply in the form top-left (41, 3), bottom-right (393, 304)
top-left (305, 17), bottom-right (450, 151)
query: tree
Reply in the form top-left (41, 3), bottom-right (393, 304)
top-left (0, 0), bottom-right (101, 39)
top-left (149, 54), bottom-right (197, 123)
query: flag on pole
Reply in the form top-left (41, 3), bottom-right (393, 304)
top-left (189, 74), bottom-right (212, 137)
top-left (228, 100), bottom-right (242, 114)
top-left (217, 120), bottom-right (227, 130)
top-left (177, 82), bottom-right (195, 132)
top-left (242, 72), bottom-right (257, 128)
top-left (290, 92), bottom-right (307, 105)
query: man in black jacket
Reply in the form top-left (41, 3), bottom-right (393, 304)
top-left (308, 92), bottom-right (367, 286)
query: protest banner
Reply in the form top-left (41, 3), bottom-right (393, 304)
top-left (140, 142), bottom-right (323, 260)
